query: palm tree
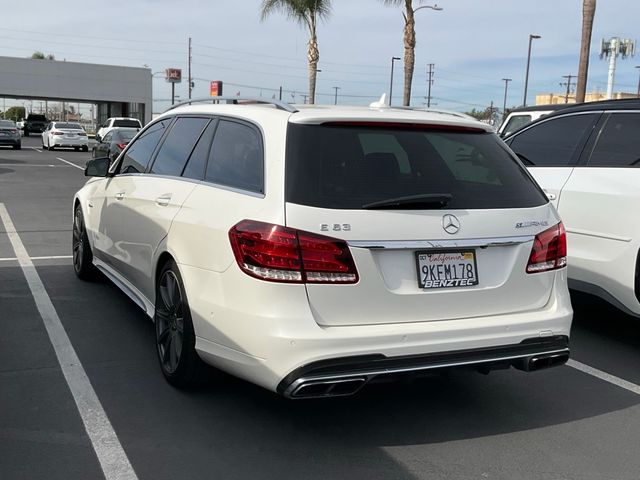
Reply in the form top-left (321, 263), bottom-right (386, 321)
top-left (576, 0), bottom-right (596, 103)
top-left (260, 0), bottom-right (331, 105)
top-left (382, 1), bottom-right (441, 106)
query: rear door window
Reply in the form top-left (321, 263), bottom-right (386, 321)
top-left (501, 114), bottom-right (532, 136)
top-left (587, 113), bottom-right (640, 167)
top-left (150, 117), bottom-right (210, 177)
top-left (205, 120), bottom-right (264, 193)
top-left (507, 113), bottom-right (600, 167)
top-left (285, 123), bottom-right (546, 210)
top-left (118, 119), bottom-right (170, 174)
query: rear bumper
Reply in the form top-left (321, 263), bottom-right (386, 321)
top-left (278, 336), bottom-right (569, 398)
top-left (50, 138), bottom-right (89, 147)
top-left (183, 263), bottom-right (573, 396)
top-left (0, 138), bottom-right (20, 146)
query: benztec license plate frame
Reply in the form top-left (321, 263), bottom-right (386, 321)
top-left (416, 249), bottom-right (479, 289)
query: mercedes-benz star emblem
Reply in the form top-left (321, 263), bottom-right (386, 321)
top-left (442, 214), bottom-right (460, 235)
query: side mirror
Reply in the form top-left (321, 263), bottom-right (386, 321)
top-left (85, 157), bottom-right (111, 177)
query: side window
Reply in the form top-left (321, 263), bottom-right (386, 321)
top-left (508, 113), bottom-right (599, 167)
top-left (118, 119), bottom-right (169, 174)
top-left (103, 132), bottom-right (112, 143)
top-left (182, 120), bottom-right (217, 180)
top-left (205, 120), bottom-right (264, 193)
top-left (587, 113), bottom-right (640, 167)
top-left (150, 117), bottom-right (210, 176)
top-left (501, 114), bottom-right (532, 136)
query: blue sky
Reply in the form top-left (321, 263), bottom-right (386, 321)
top-left (1, 0), bottom-right (638, 113)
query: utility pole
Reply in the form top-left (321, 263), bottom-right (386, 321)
top-left (389, 56), bottom-right (401, 106)
top-left (501, 78), bottom-right (512, 120)
top-left (487, 101), bottom-right (496, 125)
top-left (332, 86), bottom-right (340, 105)
top-left (426, 63), bottom-right (435, 108)
top-left (301, 94), bottom-right (308, 104)
top-left (560, 74), bottom-right (576, 103)
top-left (188, 37), bottom-right (193, 100)
top-left (279, 86), bottom-right (283, 100)
top-left (636, 66), bottom-right (640, 98)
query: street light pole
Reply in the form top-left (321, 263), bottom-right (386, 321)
top-left (502, 78), bottom-right (512, 120)
top-left (523, 34), bottom-right (541, 107)
top-left (333, 86), bottom-right (340, 105)
top-left (636, 66), bottom-right (640, 98)
top-left (389, 56), bottom-right (401, 106)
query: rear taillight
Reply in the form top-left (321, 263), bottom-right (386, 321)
top-left (9, 129), bottom-right (17, 134)
top-left (229, 220), bottom-right (359, 284)
top-left (116, 143), bottom-right (127, 150)
top-left (78, 132), bottom-right (87, 136)
top-left (52, 131), bottom-right (64, 136)
top-left (526, 222), bottom-right (567, 273)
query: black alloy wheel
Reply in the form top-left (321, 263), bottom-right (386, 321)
top-left (155, 261), bottom-right (205, 387)
top-left (72, 207), bottom-right (98, 280)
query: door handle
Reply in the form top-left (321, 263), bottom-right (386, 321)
top-left (543, 190), bottom-right (557, 201)
top-left (115, 192), bottom-right (125, 201)
top-left (155, 195), bottom-right (172, 207)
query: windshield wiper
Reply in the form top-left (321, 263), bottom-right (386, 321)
top-left (362, 193), bottom-right (453, 210)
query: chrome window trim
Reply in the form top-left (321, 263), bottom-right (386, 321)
top-left (348, 235), bottom-right (534, 250)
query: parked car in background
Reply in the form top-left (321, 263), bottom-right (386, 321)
top-left (504, 98), bottom-right (640, 317)
top-left (73, 98), bottom-right (572, 398)
top-left (96, 117), bottom-right (142, 141)
top-left (0, 119), bottom-right (21, 149)
top-left (23, 113), bottom-right (48, 136)
top-left (42, 122), bottom-right (89, 151)
top-left (91, 127), bottom-right (139, 163)
top-left (498, 104), bottom-right (575, 137)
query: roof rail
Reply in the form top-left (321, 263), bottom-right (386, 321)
top-left (163, 96), bottom-right (298, 113)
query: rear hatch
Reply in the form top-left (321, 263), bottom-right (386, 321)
top-left (284, 118), bottom-right (558, 326)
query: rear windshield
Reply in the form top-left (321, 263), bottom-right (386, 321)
top-left (0, 120), bottom-right (15, 127)
top-left (28, 115), bottom-right (47, 121)
top-left (113, 119), bottom-right (141, 128)
top-left (285, 123), bottom-right (546, 210)
top-left (117, 130), bottom-right (137, 141)
top-left (55, 123), bottom-right (82, 130)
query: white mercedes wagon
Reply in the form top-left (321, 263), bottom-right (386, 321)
top-left (73, 98), bottom-right (572, 398)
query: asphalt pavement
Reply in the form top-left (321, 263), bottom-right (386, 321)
top-left (1, 137), bottom-right (639, 480)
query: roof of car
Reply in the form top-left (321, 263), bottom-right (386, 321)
top-left (507, 104), bottom-right (576, 114)
top-left (162, 100), bottom-right (493, 132)
top-left (543, 98), bottom-right (640, 116)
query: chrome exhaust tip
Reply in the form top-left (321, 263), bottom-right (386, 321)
top-left (290, 377), bottom-right (367, 399)
top-left (517, 351), bottom-right (569, 372)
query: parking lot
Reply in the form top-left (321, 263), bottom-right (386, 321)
top-left (1, 136), bottom-right (639, 480)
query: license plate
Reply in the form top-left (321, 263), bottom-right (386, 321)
top-left (416, 250), bottom-right (479, 289)
top-left (0, 132), bottom-right (6, 136)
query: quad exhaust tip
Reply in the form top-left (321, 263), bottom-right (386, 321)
top-left (291, 378), bottom-right (367, 398)
top-left (518, 351), bottom-right (570, 372)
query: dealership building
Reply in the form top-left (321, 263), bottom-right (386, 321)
top-left (0, 55), bottom-right (152, 124)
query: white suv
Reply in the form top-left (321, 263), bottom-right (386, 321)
top-left (505, 99), bottom-right (640, 317)
top-left (96, 117), bottom-right (142, 141)
top-left (73, 98), bottom-right (572, 398)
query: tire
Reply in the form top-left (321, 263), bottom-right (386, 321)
top-left (13, 144), bottom-right (21, 150)
top-left (82, 146), bottom-right (89, 152)
top-left (24, 130), bottom-right (29, 137)
top-left (72, 207), bottom-right (98, 281)
top-left (42, 143), bottom-right (48, 150)
top-left (154, 260), bottom-right (206, 388)
top-left (49, 144), bottom-right (55, 151)
top-left (74, 147), bottom-right (80, 152)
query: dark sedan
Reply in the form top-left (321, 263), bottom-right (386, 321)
top-left (91, 127), bottom-right (139, 162)
top-left (0, 120), bottom-right (22, 149)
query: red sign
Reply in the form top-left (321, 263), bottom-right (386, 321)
top-left (210, 80), bottom-right (223, 97)
top-left (165, 68), bottom-right (182, 83)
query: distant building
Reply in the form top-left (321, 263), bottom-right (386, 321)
top-left (535, 91), bottom-right (637, 105)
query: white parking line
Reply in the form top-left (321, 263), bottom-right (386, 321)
top-left (0, 164), bottom-right (70, 168)
top-left (568, 359), bottom-right (640, 396)
top-left (30, 147), bottom-right (42, 153)
top-left (0, 255), bottom-right (73, 262)
top-left (56, 157), bottom-right (84, 170)
top-left (0, 203), bottom-right (138, 480)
